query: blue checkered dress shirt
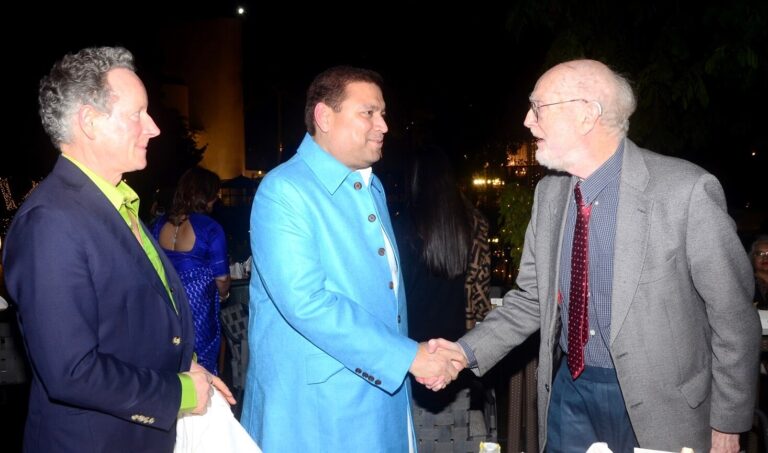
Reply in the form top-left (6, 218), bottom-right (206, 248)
top-left (558, 143), bottom-right (623, 369)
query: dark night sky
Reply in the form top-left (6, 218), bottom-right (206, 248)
top-left (7, 3), bottom-right (548, 178)
top-left (5, 1), bottom-right (767, 231)
top-left (239, 4), bottom-right (550, 171)
top-left (8, 3), bottom-right (539, 167)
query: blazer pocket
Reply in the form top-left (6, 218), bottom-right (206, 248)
top-left (679, 365), bottom-right (711, 409)
top-left (305, 353), bottom-right (345, 385)
top-left (638, 254), bottom-right (677, 284)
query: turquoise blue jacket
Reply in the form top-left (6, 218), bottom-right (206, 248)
top-left (241, 134), bottom-right (419, 452)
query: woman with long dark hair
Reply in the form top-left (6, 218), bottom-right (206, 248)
top-left (394, 145), bottom-right (492, 450)
top-left (151, 166), bottom-right (230, 375)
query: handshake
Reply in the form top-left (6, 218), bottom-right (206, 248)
top-left (408, 339), bottom-right (468, 391)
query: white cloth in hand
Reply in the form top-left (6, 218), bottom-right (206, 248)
top-left (175, 388), bottom-right (261, 453)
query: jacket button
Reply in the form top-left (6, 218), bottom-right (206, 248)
top-left (354, 182), bottom-right (362, 190)
top-left (374, 379), bottom-right (381, 385)
top-left (355, 368), bottom-right (362, 374)
top-left (368, 214), bottom-right (376, 222)
top-left (172, 336), bottom-right (181, 345)
top-left (388, 281), bottom-right (394, 289)
top-left (545, 384), bottom-right (550, 392)
top-left (362, 372), bottom-right (369, 379)
top-left (367, 375), bottom-right (374, 382)
top-left (378, 247), bottom-right (385, 256)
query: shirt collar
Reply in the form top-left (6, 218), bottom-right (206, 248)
top-left (357, 167), bottom-right (373, 186)
top-left (62, 154), bottom-right (140, 212)
top-left (577, 141), bottom-right (624, 204)
top-left (297, 133), bottom-right (381, 194)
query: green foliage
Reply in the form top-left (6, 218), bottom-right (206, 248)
top-left (498, 182), bottom-right (534, 273)
top-left (505, 0), bottom-right (768, 155)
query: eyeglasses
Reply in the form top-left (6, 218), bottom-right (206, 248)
top-left (756, 251), bottom-right (768, 258)
top-left (529, 98), bottom-right (602, 121)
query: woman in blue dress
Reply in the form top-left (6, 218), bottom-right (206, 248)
top-left (152, 166), bottom-right (230, 375)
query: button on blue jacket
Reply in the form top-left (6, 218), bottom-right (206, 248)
top-left (241, 134), bottom-right (418, 452)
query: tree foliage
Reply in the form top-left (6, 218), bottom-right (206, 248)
top-left (498, 182), bottom-right (534, 275)
top-left (505, 0), bottom-right (768, 155)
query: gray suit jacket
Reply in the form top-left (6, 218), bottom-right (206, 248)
top-left (462, 139), bottom-right (759, 452)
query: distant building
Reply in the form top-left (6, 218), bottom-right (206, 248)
top-left (159, 18), bottom-right (247, 181)
top-left (503, 141), bottom-right (546, 190)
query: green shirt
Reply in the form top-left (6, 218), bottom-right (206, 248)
top-left (62, 154), bottom-right (197, 412)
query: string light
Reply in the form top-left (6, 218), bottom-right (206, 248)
top-left (1, 177), bottom-right (17, 211)
top-left (1, 177), bottom-right (42, 238)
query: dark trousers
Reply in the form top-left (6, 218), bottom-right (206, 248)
top-left (546, 361), bottom-right (638, 453)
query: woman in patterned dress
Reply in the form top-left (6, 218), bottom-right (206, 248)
top-left (152, 166), bottom-right (230, 374)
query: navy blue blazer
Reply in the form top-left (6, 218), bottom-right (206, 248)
top-left (3, 157), bottom-right (195, 453)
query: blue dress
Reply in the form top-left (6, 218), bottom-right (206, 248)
top-left (151, 213), bottom-right (229, 374)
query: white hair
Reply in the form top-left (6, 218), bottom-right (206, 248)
top-left (602, 70), bottom-right (636, 135)
top-left (560, 59), bottom-right (636, 136)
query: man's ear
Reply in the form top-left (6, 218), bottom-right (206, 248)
top-left (579, 101), bottom-right (602, 135)
top-left (314, 103), bottom-right (332, 134)
top-left (78, 105), bottom-right (102, 140)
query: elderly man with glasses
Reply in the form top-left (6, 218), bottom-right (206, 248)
top-left (426, 59), bottom-right (759, 453)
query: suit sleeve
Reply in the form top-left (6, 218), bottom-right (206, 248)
top-left (461, 183), bottom-right (544, 375)
top-left (5, 205), bottom-right (183, 430)
top-left (686, 173), bottom-right (760, 432)
top-left (250, 176), bottom-right (418, 393)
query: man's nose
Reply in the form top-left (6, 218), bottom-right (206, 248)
top-left (376, 115), bottom-right (388, 133)
top-left (144, 113), bottom-right (161, 137)
top-left (523, 109), bottom-right (537, 129)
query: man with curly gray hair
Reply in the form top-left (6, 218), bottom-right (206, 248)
top-left (3, 46), bottom-right (234, 452)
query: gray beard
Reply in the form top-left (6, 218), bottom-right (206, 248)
top-left (535, 148), bottom-right (569, 172)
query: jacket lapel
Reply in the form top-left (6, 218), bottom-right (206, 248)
top-left (140, 221), bottom-right (184, 313)
top-left (55, 158), bottom-right (177, 313)
top-left (610, 140), bottom-right (652, 344)
top-left (544, 175), bottom-right (573, 332)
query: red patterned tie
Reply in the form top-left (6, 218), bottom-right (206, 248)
top-left (567, 182), bottom-right (592, 379)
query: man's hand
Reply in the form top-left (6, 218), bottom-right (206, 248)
top-left (410, 338), bottom-right (468, 391)
top-left (184, 365), bottom-right (213, 415)
top-left (419, 338), bottom-right (469, 390)
top-left (185, 362), bottom-right (237, 414)
top-left (710, 429), bottom-right (739, 453)
top-left (409, 340), bottom-right (465, 391)
top-left (427, 338), bottom-right (468, 369)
